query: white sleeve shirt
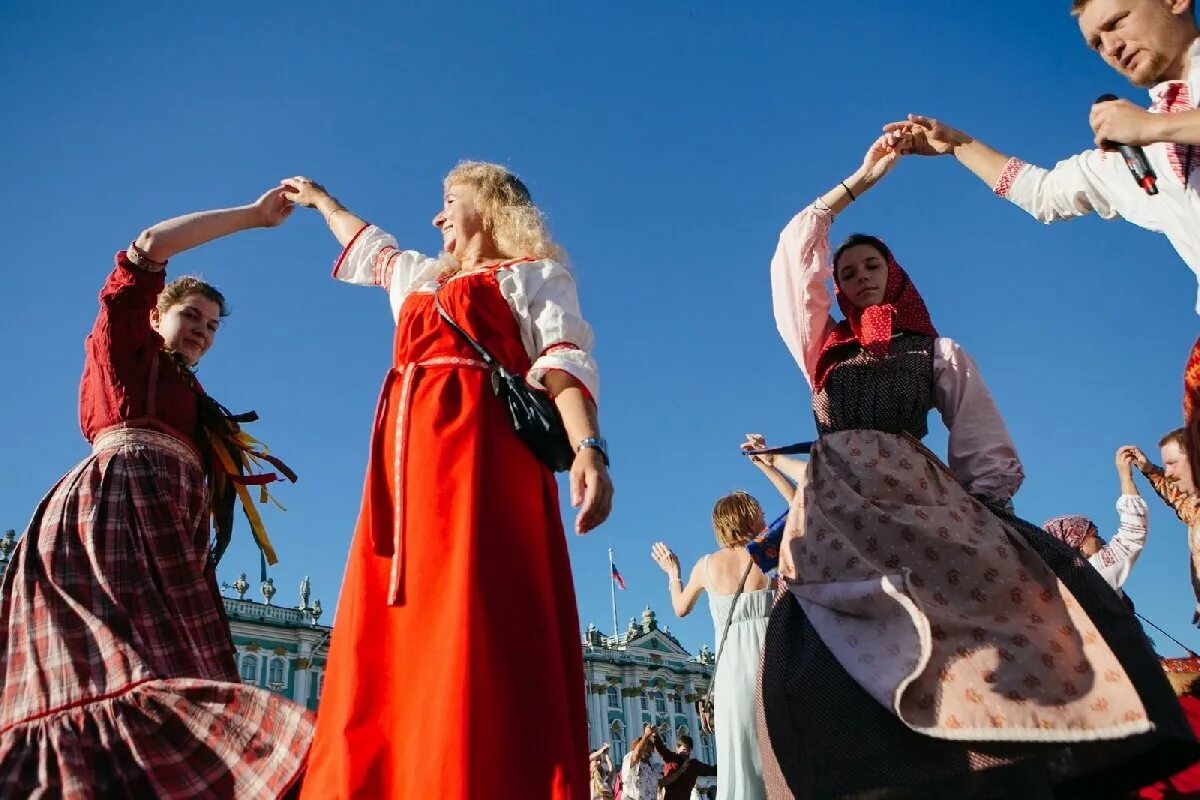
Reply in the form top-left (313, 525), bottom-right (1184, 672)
top-left (994, 37), bottom-right (1200, 312)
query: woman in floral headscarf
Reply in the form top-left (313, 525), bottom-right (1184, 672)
top-left (754, 134), bottom-right (1195, 799)
top-left (1043, 447), bottom-right (1151, 597)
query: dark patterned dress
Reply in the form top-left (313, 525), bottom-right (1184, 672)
top-left (758, 334), bottom-right (1198, 799)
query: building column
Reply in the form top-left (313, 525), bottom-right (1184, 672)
top-left (623, 683), bottom-right (641, 739)
top-left (293, 640), bottom-right (312, 705)
top-left (684, 678), bottom-right (700, 739)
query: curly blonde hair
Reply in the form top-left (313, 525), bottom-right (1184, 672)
top-left (442, 161), bottom-right (567, 268)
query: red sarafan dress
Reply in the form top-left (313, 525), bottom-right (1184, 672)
top-left (302, 226), bottom-right (598, 799)
top-left (0, 251), bottom-right (312, 798)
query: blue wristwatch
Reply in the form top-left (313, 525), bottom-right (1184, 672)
top-left (577, 437), bottom-right (610, 466)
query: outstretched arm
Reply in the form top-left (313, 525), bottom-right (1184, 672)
top-left (884, 114), bottom-right (1129, 226)
top-left (882, 115), bottom-right (1012, 188)
top-left (651, 546), bottom-right (705, 617)
top-left (282, 176), bottom-right (370, 246)
top-left (740, 433), bottom-right (801, 503)
top-left (133, 184), bottom-right (294, 262)
top-left (1127, 445), bottom-right (1200, 526)
top-left (771, 132), bottom-right (911, 383)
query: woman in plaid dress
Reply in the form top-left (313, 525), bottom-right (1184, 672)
top-left (0, 186), bottom-right (313, 798)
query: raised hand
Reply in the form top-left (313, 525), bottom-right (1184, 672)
top-left (882, 114), bottom-right (969, 156)
top-left (250, 185), bottom-right (295, 228)
top-left (651, 542), bottom-right (682, 580)
top-left (741, 433), bottom-right (774, 468)
top-left (1116, 445), bottom-right (1140, 474)
top-left (859, 131), bottom-right (912, 184)
top-left (281, 176), bottom-right (333, 208)
top-left (1121, 445), bottom-right (1151, 473)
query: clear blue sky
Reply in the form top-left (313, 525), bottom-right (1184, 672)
top-left (3, 1), bottom-right (1199, 657)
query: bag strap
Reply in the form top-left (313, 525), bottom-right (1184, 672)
top-left (712, 557), bottom-right (755, 672)
top-left (432, 290), bottom-right (503, 372)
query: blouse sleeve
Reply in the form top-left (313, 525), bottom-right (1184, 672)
top-left (331, 224), bottom-right (437, 298)
top-left (993, 151), bottom-right (1157, 231)
top-left (90, 250), bottom-right (168, 362)
top-left (770, 201), bottom-right (838, 387)
top-left (1090, 494), bottom-right (1148, 591)
top-left (519, 260), bottom-right (601, 404)
top-left (933, 338), bottom-right (1025, 503)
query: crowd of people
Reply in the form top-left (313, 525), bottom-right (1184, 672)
top-left (2, 0), bottom-right (1200, 797)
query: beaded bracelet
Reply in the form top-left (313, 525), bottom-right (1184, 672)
top-left (126, 241), bottom-right (167, 273)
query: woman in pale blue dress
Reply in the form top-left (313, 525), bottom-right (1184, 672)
top-left (652, 466), bottom-right (798, 800)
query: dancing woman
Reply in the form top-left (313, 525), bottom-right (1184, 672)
top-left (284, 165), bottom-right (612, 799)
top-left (756, 134), bottom-right (1195, 798)
top-left (0, 187), bottom-right (313, 798)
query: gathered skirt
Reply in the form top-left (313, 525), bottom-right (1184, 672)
top-left (0, 428), bottom-right (313, 799)
top-left (758, 430), bottom-right (1197, 799)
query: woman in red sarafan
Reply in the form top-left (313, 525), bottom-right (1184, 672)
top-left (283, 165), bottom-right (613, 800)
top-left (0, 186), bottom-right (314, 799)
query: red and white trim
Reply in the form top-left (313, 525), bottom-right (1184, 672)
top-left (1155, 82), bottom-right (1196, 185)
top-left (540, 342), bottom-right (582, 356)
top-left (330, 224), bottom-right (370, 279)
top-left (993, 158), bottom-right (1025, 198)
top-left (374, 247), bottom-right (400, 289)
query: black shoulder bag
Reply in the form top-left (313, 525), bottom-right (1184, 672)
top-left (434, 290), bottom-right (575, 472)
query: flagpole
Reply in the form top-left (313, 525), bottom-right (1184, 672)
top-left (608, 546), bottom-right (618, 642)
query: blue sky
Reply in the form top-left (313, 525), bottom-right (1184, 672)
top-left (3, 1), bottom-right (1199, 657)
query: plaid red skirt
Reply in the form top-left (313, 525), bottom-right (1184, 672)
top-left (0, 428), bottom-right (312, 798)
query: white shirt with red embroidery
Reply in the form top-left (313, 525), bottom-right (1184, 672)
top-left (994, 37), bottom-right (1200, 311)
top-left (1091, 495), bottom-right (1149, 594)
top-left (332, 224), bottom-right (600, 402)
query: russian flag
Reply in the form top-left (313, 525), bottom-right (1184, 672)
top-left (611, 562), bottom-right (627, 590)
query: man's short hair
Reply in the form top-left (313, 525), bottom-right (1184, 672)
top-left (678, 734), bottom-right (694, 750)
top-left (1072, 0), bottom-right (1197, 19)
top-left (1160, 427), bottom-right (1187, 449)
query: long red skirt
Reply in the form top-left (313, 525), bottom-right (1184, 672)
top-left (302, 269), bottom-right (588, 799)
top-left (0, 427), bottom-right (313, 799)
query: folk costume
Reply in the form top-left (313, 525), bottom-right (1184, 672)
top-left (0, 248), bottom-right (311, 798)
top-left (1043, 500), bottom-right (1149, 595)
top-left (756, 201), bottom-right (1196, 799)
top-left (301, 226), bottom-right (598, 799)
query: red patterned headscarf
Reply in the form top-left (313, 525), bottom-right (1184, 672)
top-left (813, 240), bottom-right (939, 391)
top-left (1043, 515), bottom-right (1098, 551)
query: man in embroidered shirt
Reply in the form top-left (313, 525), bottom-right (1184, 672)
top-left (885, 0), bottom-right (1200, 293)
top-left (1126, 428), bottom-right (1200, 623)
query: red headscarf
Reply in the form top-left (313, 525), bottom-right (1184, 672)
top-left (812, 242), bottom-right (939, 391)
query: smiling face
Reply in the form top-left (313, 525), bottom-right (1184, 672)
top-left (150, 294), bottom-right (222, 366)
top-left (432, 182), bottom-right (490, 259)
top-left (1078, 0), bottom-right (1196, 87)
top-left (835, 244), bottom-right (889, 309)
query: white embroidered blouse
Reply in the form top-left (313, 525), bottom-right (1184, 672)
top-left (1090, 495), bottom-right (1150, 595)
top-left (332, 224), bottom-right (600, 402)
top-left (994, 37), bottom-right (1200, 312)
top-left (771, 201), bottom-right (1025, 503)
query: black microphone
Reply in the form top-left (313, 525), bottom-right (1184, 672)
top-left (1094, 93), bottom-right (1158, 195)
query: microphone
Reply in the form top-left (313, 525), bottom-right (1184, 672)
top-left (1094, 93), bottom-right (1158, 195)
